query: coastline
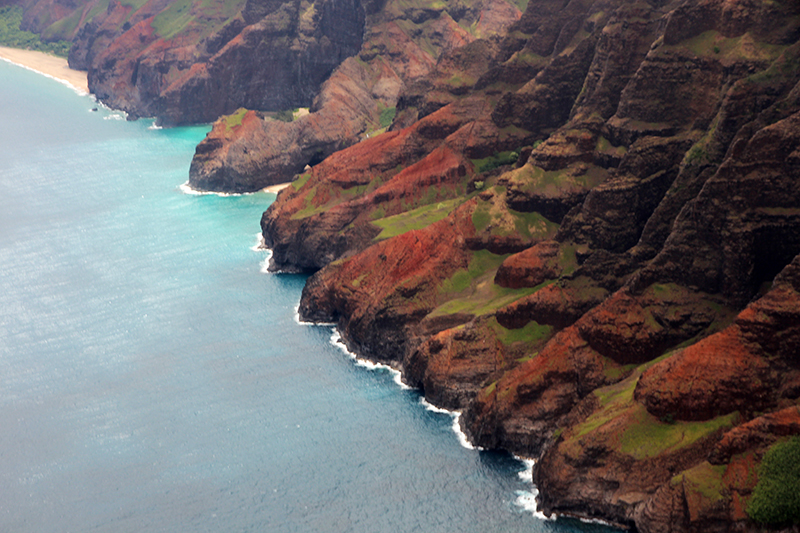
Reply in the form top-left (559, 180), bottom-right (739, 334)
top-left (263, 182), bottom-right (291, 194)
top-left (0, 46), bottom-right (89, 94)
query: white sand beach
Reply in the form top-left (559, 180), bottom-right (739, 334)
top-left (0, 46), bottom-right (89, 93)
top-left (263, 183), bottom-right (291, 194)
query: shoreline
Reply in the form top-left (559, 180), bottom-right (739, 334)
top-left (0, 46), bottom-right (89, 94)
top-left (263, 182), bottom-right (291, 194)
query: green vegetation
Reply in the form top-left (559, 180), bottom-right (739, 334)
top-left (272, 108), bottom-right (297, 122)
top-left (472, 150), bottom-right (519, 174)
top-left (431, 250), bottom-right (555, 318)
top-left (0, 6), bottom-right (71, 58)
top-left (510, 163), bottom-right (609, 195)
top-left (673, 461), bottom-right (727, 504)
top-left (488, 317), bottom-right (552, 346)
top-left (292, 173), bottom-right (312, 191)
top-left (372, 198), bottom-right (462, 240)
top-left (151, 0), bottom-right (246, 40)
top-left (224, 107), bottom-right (248, 131)
top-left (566, 359), bottom-right (740, 462)
top-left (379, 106), bottom-right (396, 129)
top-left (621, 409), bottom-right (739, 460)
top-left (679, 30), bottom-right (786, 62)
top-left (471, 196), bottom-right (559, 241)
top-left (747, 436), bottom-right (800, 526)
top-left (151, 0), bottom-right (194, 38)
top-left (440, 249), bottom-right (508, 294)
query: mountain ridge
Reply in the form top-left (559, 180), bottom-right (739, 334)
top-left (8, 0), bottom-right (800, 530)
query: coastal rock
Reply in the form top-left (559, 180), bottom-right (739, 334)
top-left (21, 0), bottom-right (800, 530)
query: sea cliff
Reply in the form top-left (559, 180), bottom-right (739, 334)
top-left (260, 0), bottom-right (800, 530)
top-left (12, 0), bottom-right (800, 530)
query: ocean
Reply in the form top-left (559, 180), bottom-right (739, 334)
top-left (0, 60), bottom-right (619, 533)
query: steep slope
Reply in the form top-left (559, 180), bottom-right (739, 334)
top-left (17, 0), bottom-right (364, 124)
top-left (186, 0), bottom-right (524, 191)
top-left (261, 0), bottom-right (800, 531)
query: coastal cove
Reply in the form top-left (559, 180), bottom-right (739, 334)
top-left (0, 61), bottom-right (620, 533)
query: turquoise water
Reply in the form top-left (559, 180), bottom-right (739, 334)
top-left (0, 61), bottom-right (618, 533)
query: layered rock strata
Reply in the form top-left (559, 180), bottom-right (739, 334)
top-left (261, 0), bottom-right (800, 531)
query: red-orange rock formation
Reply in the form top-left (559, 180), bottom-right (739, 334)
top-left (258, 0), bottom-right (800, 531)
top-left (20, 0), bottom-right (800, 530)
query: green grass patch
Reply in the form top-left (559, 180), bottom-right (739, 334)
top-left (432, 274), bottom-right (550, 318)
top-left (472, 203), bottom-right (491, 232)
top-left (271, 108), bottom-right (297, 123)
top-left (151, 0), bottom-right (194, 38)
top-left (290, 185), bottom-right (320, 219)
top-left (0, 6), bottom-right (71, 57)
top-left (488, 317), bottom-right (552, 346)
top-left (510, 208), bottom-right (560, 240)
top-left (472, 150), bottom-right (519, 174)
top-left (621, 410), bottom-right (739, 460)
top-left (747, 435), bottom-right (800, 526)
top-left (292, 173), bottom-right (311, 191)
top-left (379, 106), bottom-right (396, 129)
top-left (151, 0), bottom-right (245, 40)
top-left (224, 107), bottom-right (248, 131)
top-left (675, 461), bottom-right (727, 503)
top-left (372, 198), bottom-right (463, 240)
top-left (439, 249), bottom-right (508, 294)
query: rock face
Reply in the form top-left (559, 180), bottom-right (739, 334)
top-left (21, 0), bottom-right (800, 529)
top-left (20, 0), bottom-right (365, 125)
top-left (187, 0), bottom-right (524, 191)
top-left (258, 0), bottom-right (800, 531)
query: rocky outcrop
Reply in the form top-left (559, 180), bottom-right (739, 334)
top-left (259, 0), bottom-right (800, 531)
top-left (19, 0), bottom-right (365, 125)
top-left (21, 0), bottom-right (800, 529)
top-left (187, 0), bottom-right (524, 191)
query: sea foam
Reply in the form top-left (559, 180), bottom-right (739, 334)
top-left (179, 181), bottom-right (260, 197)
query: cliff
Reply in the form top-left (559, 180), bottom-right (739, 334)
top-left (260, 0), bottom-right (800, 531)
top-left (15, 0), bottom-right (800, 529)
top-left (18, 0), bottom-right (364, 125)
top-left (186, 0), bottom-right (524, 191)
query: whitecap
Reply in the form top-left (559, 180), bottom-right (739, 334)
top-left (516, 457), bottom-right (535, 483)
top-left (328, 329), bottom-right (409, 388)
top-left (419, 397), bottom-right (481, 450)
top-left (179, 180), bottom-right (263, 197)
top-left (293, 304), bottom-right (335, 327)
top-left (251, 232), bottom-right (268, 252)
top-left (514, 489), bottom-right (551, 520)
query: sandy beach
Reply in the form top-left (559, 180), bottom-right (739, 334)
top-left (0, 46), bottom-right (89, 93)
top-left (263, 183), bottom-right (291, 194)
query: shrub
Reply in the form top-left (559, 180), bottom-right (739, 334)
top-left (747, 436), bottom-right (800, 526)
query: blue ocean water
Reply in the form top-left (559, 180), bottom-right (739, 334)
top-left (0, 60), bottom-right (619, 533)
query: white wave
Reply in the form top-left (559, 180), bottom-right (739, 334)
top-left (293, 304), bottom-right (335, 327)
top-left (328, 330), bottom-right (409, 388)
top-left (419, 396), bottom-right (451, 415)
top-left (451, 412), bottom-right (478, 450)
top-left (576, 515), bottom-right (620, 527)
top-left (251, 233), bottom-right (268, 252)
top-left (179, 180), bottom-right (264, 197)
top-left (104, 113), bottom-right (125, 121)
top-left (418, 397), bottom-right (480, 450)
top-left (516, 457), bottom-right (535, 483)
top-left (0, 57), bottom-right (89, 96)
top-left (147, 121), bottom-right (162, 130)
top-left (514, 488), bottom-right (551, 520)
